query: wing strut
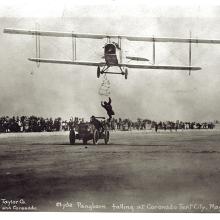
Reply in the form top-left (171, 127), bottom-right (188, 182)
top-left (72, 32), bottom-right (77, 61)
top-left (118, 36), bottom-right (122, 63)
top-left (189, 31), bottom-right (192, 76)
top-left (153, 36), bottom-right (156, 64)
top-left (35, 23), bottom-right (41, 68)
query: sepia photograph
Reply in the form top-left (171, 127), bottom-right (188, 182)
top-left (1, 0), bottom-right (220, 213)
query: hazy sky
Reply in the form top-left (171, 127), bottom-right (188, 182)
top-left (1, 1), bottom-right (220, 121)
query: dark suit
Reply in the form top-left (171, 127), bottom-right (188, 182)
top-left (101, 98), bottom-right (115, 121)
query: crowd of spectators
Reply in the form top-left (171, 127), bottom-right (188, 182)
top-left (151, 120), bottom-right (215, 132)
top-left (0, 115), bottom-right (216, 133)
top-left (0, 116), bottom-right (70, 133)
top-left (109, 118), bottom-right (215, 131)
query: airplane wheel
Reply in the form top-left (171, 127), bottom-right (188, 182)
top-left (69, 130), bottom-right (75, 145)
top-left (104, 130), bottom-right (110, 145)
top-left (93, 129), bottom-right (99, 145)
top-left (125, 68), bottom-right (128, 80)
top-left (97, 66), bottom-right (101, 78)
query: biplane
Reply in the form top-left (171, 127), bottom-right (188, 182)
top-left (4, 28), bottom-right (220, 79)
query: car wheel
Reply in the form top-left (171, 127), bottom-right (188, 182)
top-left (104, 130), bottom-right (110, 144)
top-left (69, 130), bottom-right (75, 145)
top-left (93, 129), bottom-right (99, 145)
top-left (83, 138), bottom-right (87, 144)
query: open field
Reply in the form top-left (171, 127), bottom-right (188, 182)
top-left (1, 129), bottom-right (220, 212)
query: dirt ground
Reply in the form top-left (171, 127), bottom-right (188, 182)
top-left (1, 129), bottom-right (220, 212)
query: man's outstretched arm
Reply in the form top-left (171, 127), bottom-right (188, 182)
top-left (108, 97), bottom-right (111, 104)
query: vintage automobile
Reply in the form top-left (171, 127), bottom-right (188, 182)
top-left (69, 117), bottom-right (110, 145)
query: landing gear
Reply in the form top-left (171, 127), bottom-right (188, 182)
top-left (97, 65), bottom-right (128, 80)
top-left (124, 68), bottom-right (128, 80)
top-left (97, 66), bottom-right (101, 78)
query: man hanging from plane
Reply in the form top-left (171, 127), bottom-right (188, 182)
top-left (101, 97), bottom-right (115, 122)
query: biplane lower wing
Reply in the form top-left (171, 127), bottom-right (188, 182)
top-left (28, 58), bottom-right (106, 66)
top-left (121, 63), bottom-right (201, 71)
top-left (29, 58), bottom-right (201, 71)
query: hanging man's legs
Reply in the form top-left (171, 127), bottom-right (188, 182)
top-left (107, 114), bottom-right (113, 123)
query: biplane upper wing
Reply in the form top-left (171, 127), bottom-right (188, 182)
top-left (125, 36), bottom-right (220, 44)
top-left (29, 58), bottom-right (201, 71)
top-left (28, 58), bottom-right (106, 66)
top-left (4, 28), bottom-right (220, 44)
top-left (4, 28), bottom-right (105, 39)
